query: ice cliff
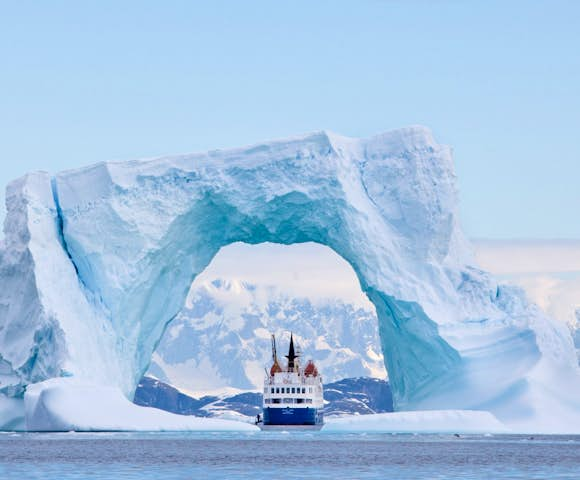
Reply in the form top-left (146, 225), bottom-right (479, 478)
top-left (1, 126), bottom-right (580, 432)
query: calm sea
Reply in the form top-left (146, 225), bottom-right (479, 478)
top-left (0, 431), bottom-right (579, 479)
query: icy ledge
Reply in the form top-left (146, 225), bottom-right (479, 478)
top-left (24, 378), bottom-right (257, 432)
top-left (325, 410), bottom-right (509, 434)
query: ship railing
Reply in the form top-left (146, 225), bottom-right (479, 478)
top-left (264, 374), bottom-right (323, 385)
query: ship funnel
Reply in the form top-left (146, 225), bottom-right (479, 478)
top-left (285, 333), bottom-right (300, 372)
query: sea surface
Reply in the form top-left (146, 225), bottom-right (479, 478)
top-left (0, 431), bottom-right (579, 479)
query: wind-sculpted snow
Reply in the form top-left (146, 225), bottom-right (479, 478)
top-left (1, 126), bottom-right (580, 432)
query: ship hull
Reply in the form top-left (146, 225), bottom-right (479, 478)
top-left (263, 406), bottom-right (323, 426)
top-left (258, 423), bottom-right (324, 431)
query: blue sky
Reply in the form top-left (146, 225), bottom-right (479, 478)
top-left (1, 1), bottom-right (579, 238)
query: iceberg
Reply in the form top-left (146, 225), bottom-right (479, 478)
top-left (324, 410), bottom-right (509, 434)
top-left (24, 378), bottom-right (257, 432)
top-left (1, 126), bottom-right (579, 432)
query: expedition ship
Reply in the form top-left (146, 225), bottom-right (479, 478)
top-left (257, 334), bottom-right (324, 429)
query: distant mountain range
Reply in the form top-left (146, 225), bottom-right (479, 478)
top-left (134, 376), bottom-right (393, 419)
top-left (147, 278), bottom-right (386, 393)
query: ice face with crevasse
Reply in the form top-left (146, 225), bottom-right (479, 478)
top-left (0, 126), bottom-right (579, 432)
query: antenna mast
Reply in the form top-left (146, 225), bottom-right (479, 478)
top-left (271, 334), bottom-right (278, 363)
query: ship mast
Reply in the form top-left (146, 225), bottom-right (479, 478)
top-left (270, 334), bottom-right (282, 376)
top-left (271, 334), bottom-right (278, 364)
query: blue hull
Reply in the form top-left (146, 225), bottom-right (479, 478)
top-left (263, 407), bottom-right (323, 426)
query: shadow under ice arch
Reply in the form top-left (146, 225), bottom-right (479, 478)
top-left (1, 126), bottom-right (579, 431)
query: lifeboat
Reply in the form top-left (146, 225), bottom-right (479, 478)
top-left (304, 359), bottom-right (318, 377)
top-left (270, 359), bottom-right (282, 376)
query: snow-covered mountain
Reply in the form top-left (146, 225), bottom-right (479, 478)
top-left (147, 278), bottom-right (386, 393)
top-left (134, 375), bottom-right (393, 419)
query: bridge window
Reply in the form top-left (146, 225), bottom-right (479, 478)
top-left (291, 387), bottom-right (295, 394)
top-left (276, 387), bottom-right (280, 394)
top-left (302, 387), bottom-right (306, 394)
top-left (271, 387), bottom-right (274, 394)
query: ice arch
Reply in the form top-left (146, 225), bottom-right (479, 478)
top-left (1, 126), bottom-right (579, 431)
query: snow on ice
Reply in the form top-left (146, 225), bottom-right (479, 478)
top-left (325, 410), bottom-right (509, 434)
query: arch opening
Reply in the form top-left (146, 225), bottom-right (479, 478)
top-left (143, 242), bottom-right (387, 398)
top-left (121, 220), bottom-right (461, 413)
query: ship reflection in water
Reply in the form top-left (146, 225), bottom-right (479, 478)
top-left (257, 333), bottom-right (324, 430)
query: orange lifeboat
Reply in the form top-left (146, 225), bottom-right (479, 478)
top-left (304, 360), bottom-right (318, 377)
top-left (270, 334), bottom-right (283, 376)
top-left (270, 359), bottom-right (282, 376)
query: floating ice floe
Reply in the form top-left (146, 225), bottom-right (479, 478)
top-left (324, 410), bottom-right (509, 434)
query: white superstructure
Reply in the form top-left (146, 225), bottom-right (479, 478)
top-left (258, 334), bottom-right (324, 428)
top-left (263, 370), bottom-right (324, 409)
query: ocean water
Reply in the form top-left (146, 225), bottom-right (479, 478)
top-left (0, 431), bottom-right (579, 479)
